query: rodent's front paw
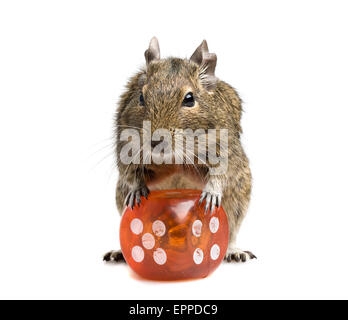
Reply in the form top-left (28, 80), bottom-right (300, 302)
top-left (199, 190), bottom-right (222, 214)
top-left (124, 185), bottom-right (149, 209)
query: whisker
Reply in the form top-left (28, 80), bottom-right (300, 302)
top-left (89, 151), bottom-right (115, 171)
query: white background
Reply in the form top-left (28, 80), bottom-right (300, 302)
top-left (0, 0), bottom-right (348, 300)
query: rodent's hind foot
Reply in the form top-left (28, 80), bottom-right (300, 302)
top-left (103, 250), bottom-right (126, 263)
top-left (124, 186), bottom-right (149, 209)
top-left (224, 248), bottom-right (257, 263)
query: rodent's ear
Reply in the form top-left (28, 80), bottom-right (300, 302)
top-left (190, 40), bottom-right (218, 90)
top-left (144, 37), bottom-right (160, 66)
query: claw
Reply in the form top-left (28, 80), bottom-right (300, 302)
top-left (210, 195), bottom-right (216, 214)
top-left (136, 191), bottom-right (141, 206)
top-left (129, 192), bottom-right (135, 209)
top-left (204, 193), bottom-right (212, 214)
top-left (217, 194), bottom-right (222, 207)
top-left (199, 191), bottom-right (206, 205)
top-left (245, 251), bottom-right (257, 259)
top-left (142, 186), bottom-right (149, 199)
top-left (103, 251), bottom-right (112, 261)
top-left (124, 192), bottom-right (131, 206)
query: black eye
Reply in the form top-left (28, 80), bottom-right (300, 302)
top-left (182, 92), bottom-right (195, 107)
top-left (139, 93), bottom-right (145, 106)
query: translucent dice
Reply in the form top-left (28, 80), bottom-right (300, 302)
top-left (119, 189), bottom-right (229, 281)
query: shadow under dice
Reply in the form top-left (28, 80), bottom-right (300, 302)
top-left (119, 189), bottom-right (229, 281)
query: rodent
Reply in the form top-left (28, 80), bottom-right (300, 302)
top-left (103, 37), bottom-right (256, 263)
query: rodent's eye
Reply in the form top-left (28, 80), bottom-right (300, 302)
top-left (182, 92), bottom-right (195, 108)
top-left (139, 93), bottom-right (145, 106)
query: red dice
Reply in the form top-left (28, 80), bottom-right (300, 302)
top-left (119, 189), bottom-right (229, 281)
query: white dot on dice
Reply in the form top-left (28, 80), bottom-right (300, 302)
top-left (192, 220), bottom-right (202, 237)
top-left (130, 218), bottom-right (143, 235)
top-left (210, 244), bottom-right (220, 260)
top-left (142, 233), bottom-right (155, 250)
top-left (152, 220), bottom-right (166, 237)
top-left (153, 248), bottom-right (167, 265)
top-left (193, 248), bottom-right (204, 265)
top-left (209, 217), bottom-right (219, 234)
top-left (131, 246), bottom-right (144, 263)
